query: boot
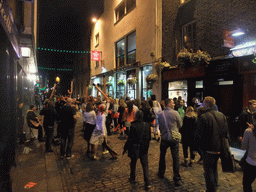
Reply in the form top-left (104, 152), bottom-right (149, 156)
top-left (182, 158), bottom-right (189, 167)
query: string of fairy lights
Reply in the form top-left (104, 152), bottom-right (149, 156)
top-left (36, 47), bottom-right (91, 54)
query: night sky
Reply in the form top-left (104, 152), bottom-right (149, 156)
top-left (38, 0), bottom-right (104, 95)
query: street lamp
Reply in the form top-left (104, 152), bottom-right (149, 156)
top-left (92, 17), bottom-right (97, 23)
top-left (56, 76), bottom-right (60, 84)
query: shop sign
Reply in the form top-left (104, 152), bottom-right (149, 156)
top-left (223, 30), bottom-right (234, 48)
top-left (91, 51), bottom-right (101, 61)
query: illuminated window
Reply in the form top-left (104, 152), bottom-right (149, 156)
top-left (115, 0), bottom-right (136, 23)
top-left (115, 31), bottom-right (136, 68)
top-left (182, 22), bottom-right (196, 51)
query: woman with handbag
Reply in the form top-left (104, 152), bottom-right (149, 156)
top-left (122, 101), bottom-right (136, 137)
top-left (123, 110), bottom-right (152, 189)
top-left (241, 113), bottom-right (256, 192)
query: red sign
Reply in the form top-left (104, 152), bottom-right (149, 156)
top-left (223, 30), bottom-right (234, 48)
top-left (91, 51), bottom-right (101, 61)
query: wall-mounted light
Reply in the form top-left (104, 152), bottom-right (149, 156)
top-left (21, 47), bottom-right (31, 57)
top-left (231, 29), bottom-right (245, 37)
top-left (92, 17), bottom-right (97, 23)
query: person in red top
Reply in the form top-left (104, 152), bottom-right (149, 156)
top-left (122, 101), bottom-right (136, 137)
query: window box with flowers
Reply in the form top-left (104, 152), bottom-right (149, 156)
top-left (177, 48), bottom-right (211, 72)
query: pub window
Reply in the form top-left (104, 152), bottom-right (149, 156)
top-left (182, 22), bottom-right (196, 51)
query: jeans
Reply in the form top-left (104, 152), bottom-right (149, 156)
top-left (130, 148), bottom-right (150, 185)
top-left (202, 151), bottom-right (220, 192)
top-left (182, 143), bottom-right (195, 160)
top-left (60, 128), bottom-right (74, 157)
top-left (44, 126), bottom-right (54, 151)
top-left (243, 162), bottom-right (256, 192)
top-left (158, 140), bottom-right (181, 182)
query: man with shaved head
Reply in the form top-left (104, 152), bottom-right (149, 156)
top-left (59, 98), bottom-right (77, 159)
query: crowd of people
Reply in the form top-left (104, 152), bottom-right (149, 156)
top-left (24, 94), bottom-right (256, 191)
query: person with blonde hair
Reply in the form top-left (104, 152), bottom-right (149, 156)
top-left (116, 99), bottom-right (127, 134)
top-left (152, 100), bottom-right (162, 141)
top-left (180, 106), bottom-right (197, 167)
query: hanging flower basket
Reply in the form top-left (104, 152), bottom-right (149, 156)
top-left (127, 78), bottom-right (137, 86)
top-left (146, 73), bottom-right (158, 83)
top-left (155, 61), bottom-right (171, 74)
top-left (117, 80), bottom-right (125, 87)
top-left (106, 82), bottom-right (112, 88)
top-left (88, 85), bottom-right (93, 89)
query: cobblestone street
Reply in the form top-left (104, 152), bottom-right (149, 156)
top-left (52, 112), bottom-right (254, 192)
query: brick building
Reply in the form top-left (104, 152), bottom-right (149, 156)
top-left (160, 0), bottom-right (256, 140)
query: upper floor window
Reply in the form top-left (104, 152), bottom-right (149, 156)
top-left (116, 31), bottom-right (136, 68)
top-left (182, 22), bottom-right (196, 51)
top-left (95, 33), bottom-right (99, 47)
top-left (115, 0), bottom-right (136, 23)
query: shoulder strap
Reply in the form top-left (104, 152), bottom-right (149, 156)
top-left (208, 111), bottom-right (226, 146)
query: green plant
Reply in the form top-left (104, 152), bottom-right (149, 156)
top-left (145, 73), bottom-right (158, 82)
top-left (127, 78), bottom-right (137, 86)
top-left (117, 79), bottom-right (125, 86)
top-left (106, 82), bottom-right (112, 87)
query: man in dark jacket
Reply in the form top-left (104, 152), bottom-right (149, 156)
top-left (124, 110), bottom-right (152, 189)
top-left (59, 98), bottom-right (77, 159)
top-left (40, 101), bottom-right (59, 152)
top-left (238, 99), bottom-right (256, 143)
top-left (194, 96), bottom-right (229, 192)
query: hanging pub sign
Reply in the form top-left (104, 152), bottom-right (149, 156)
top-left (91, 51), bottom-right (101, 61)
top-left (223, 30), bottom-right (234, 48)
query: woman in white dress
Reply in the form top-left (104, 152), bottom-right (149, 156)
top-left (90, 103), bottom-right (117, 160)
top-left (152, 100), bottom-right (162, 141)
top-left (90, 104), bottom-right (107, 159)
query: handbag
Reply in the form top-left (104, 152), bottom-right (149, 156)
top-left (210, 111), bottom-right (236, 173)
top-left (125, 121), bottom-right (131, 128)
top-left (162, 112), bottom-right (181, 143)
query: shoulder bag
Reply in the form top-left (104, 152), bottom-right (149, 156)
top-left (163, 111), bottom-right (181, 143)
top-left (209, 111), bottom-right (236, 173)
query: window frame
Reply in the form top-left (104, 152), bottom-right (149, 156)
top-left (95, 33), bottom-right (99, 47)
top-left (182, 21), bottom-right (196, 51)
top-left (115, 0), bottom-right (136, 24)
top-left (115, 31), bottom-right (136, 69)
